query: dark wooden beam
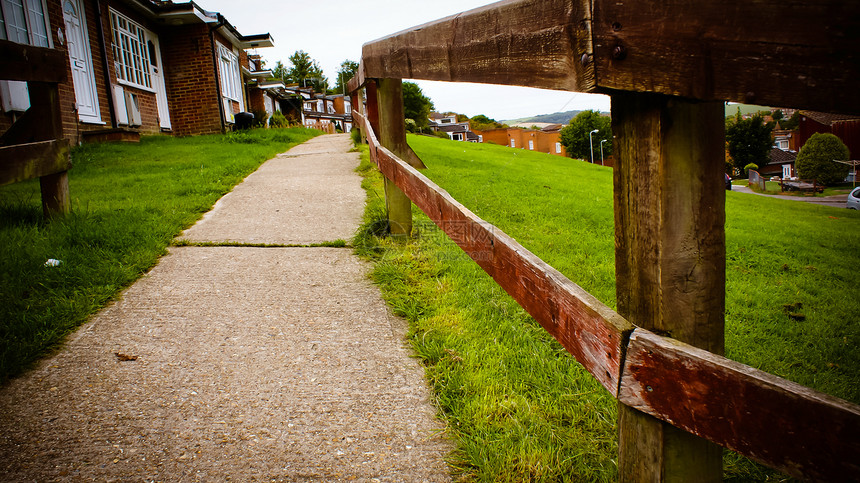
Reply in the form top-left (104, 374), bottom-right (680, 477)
top-left (361, 0), bottom-right (595, 93)
top-left (0, 140), bottom-right (71, 187)
top-left (619, 329), bottom-right (860, 482)
top-left (593, 0), bottom-right (860, 114)
top-left (359, 0), bottom-right (860, 113)
top-left (0, 40), bottom-right (67, 83)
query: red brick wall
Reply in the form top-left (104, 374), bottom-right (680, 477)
top-left (1, 1), bottom-right (248, 141)
top-left (474, 128), bottom-right (567, 157)
top-left (160, 24), bottom-right (223, 136)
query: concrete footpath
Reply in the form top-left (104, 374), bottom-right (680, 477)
top-left (0, 134), bottom-right (452, 482)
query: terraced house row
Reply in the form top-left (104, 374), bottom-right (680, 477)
top-left (0, 0), bottom-right (277, 142)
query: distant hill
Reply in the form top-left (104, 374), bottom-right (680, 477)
top-left (725, 103), bottom-right (773, 118)
top-left (502, 109), bottom-right (607, 126)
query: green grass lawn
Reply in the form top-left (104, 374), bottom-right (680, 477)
top-left (354, 135), bottom-right (860, 481)
top-left (0, 127), bottom-right (320, 382)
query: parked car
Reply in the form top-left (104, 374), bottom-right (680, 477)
top-left (848, 187), bottom-right (860, 209)
top-left (725, 173), bottom-right (732, 191)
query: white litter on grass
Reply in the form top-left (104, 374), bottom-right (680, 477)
top-left (44, 259), bottom-right (62, 267)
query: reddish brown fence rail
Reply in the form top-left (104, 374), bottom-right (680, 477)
top-left (349, 1), bottom-right (860, 480)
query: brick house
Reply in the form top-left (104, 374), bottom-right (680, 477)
top-left (428, 112), bottom-right (477, 142)
top-left (299, 91), bottom-right (351, 132)
top-left (798, 111), bottom-right (860, 159)
top-left (762, 147), bottom-right (798, 179)
top-left (0, 0), bottom-right (273, 143)
top-left (473, 125), bottom-right (568, 157)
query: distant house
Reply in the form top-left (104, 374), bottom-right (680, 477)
top-left (428, 112), bottom-right (478, 142)
top-left (798, 111), bottom-right (860, 159)
top-left (762, 147), bottom-right (798, 179)
top-left (0, 0), bottom-right (274, 143)
top-left (278, 89), bottom-right (352, 132)
top-left (473, 125), bottom-right (568, 157)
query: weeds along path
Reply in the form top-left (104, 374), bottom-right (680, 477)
top-left (0, 134), bottom-right (451, 481)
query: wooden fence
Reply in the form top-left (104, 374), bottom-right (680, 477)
top-left (0, 40), bottom-right (71, 218)
top-left (347, 1), bottom-right (860, 481)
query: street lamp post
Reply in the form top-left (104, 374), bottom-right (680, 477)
top-left (589, 129), bottom-right (599, 163)
top-left (600, 139), bottom-right (607, 165)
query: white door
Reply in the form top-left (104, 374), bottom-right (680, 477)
top-left (145, 31), bottom-right (171, 130)
top-left (62, 0), bottom-right (101, 123)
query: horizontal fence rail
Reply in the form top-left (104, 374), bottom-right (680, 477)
top-left (354, 0), bottom-right (860, 115)
top-left (352, 107), bottom-right (860, 481)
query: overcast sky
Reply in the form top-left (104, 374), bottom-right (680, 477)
top-left (197, 0), bottom-right (610, 121)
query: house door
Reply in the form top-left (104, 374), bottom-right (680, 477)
top-left (62, 0), bottom-right (101, 123)
top-left (145, 31), bottom-right (171, 130)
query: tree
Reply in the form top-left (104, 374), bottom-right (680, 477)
top-left (780, 111), bottom-right (801, 130)
top-left (333, 60), bottom-right (359, 95)
top-left (402, 81), bottom-right (434, 129)
top-left (795, 133), bottom-right (850, 185)
top-left (287, 50), bottom-right (328, 93)
top-left (559, 110), bottom-right (611, 160)
top-left (468, 114), bottom-right (506, 131)
top-left (725, 112), bottom-right (773, 174)
top-left (272, 61), bottom-right (289, 83)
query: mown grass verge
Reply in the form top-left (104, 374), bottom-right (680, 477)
top-left (353, 135), bottom-right (860, 481)
top-left (0, 127), bottom-right (320, 382)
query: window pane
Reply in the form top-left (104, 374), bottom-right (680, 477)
top-left (110, 9), bottom-right (152, 89)
top-left (26, 0), bottom-right (47, 47)
top-left (0, 8), bottom-right (7, 41)
top-left (5, 0), bottom-right (29, 44)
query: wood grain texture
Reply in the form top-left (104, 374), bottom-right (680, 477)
top-left (620, 329), bottom-right (860, 482)
top-left (39, 170), bottom-right (70, 218)
top-left (612, 92), bottom-right (725, 480)
top-left (354, 110), bottom-right (633, 394)
top-left (593, 0), bottom-right (860, 114)
top-left (0, 140), bottom-right (71, 186)
top-left (0, 40), bottom-right (67, 83)
top-left (611, 92), bottom-right (726, 354)
top-left (361, 0), bottom-right (595, 93)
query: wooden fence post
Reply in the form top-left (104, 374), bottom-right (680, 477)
top-left (32, 82), bottom-right (70, 218)
top-left (374, 78), bottom-right (412, 236)
top-left (612, 92), bottom-right (726, 481)
top-left (350, 88), bottom-right (366, 144)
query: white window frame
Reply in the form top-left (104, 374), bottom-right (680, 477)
top-left (217, 42), bottom-right (242, 108)
top-left (555, 142), bottom-right (562, 154)
top-left (0, 0), bottom-right (52, 47)
top-left (528, 139), bottom-right (534, 150)
top-left (510, 138), bottom-right (516, 148)
top-left (110, 9), bottom-right (152, 91)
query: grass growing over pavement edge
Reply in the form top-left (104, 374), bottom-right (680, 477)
top-left (0, 127), bottom-right (321, 383)
top-left (353, 134), bottom-right (860, 481)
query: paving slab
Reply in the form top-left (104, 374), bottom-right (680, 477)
top-left (0, 134), bottom-right (453, 481)
top-left (0, 247), bottom-right (451, 482)
top-left (180, 134), bottom-right (365, 245)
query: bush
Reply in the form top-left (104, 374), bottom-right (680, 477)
top-left (796, 133), bottom-right (850, 185)
top-left (434, 131), bottom-right (450, 139)
top-left (405, 118), bottom-right (418, 133)
top-left (744, 163), bottom-right (759, 176)
top-left (350, 127), bottom-right (362, 145)
top-left (250, 109), bottom-right (268, 128)
top-left (269, 111), bottom-right (288, 128)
